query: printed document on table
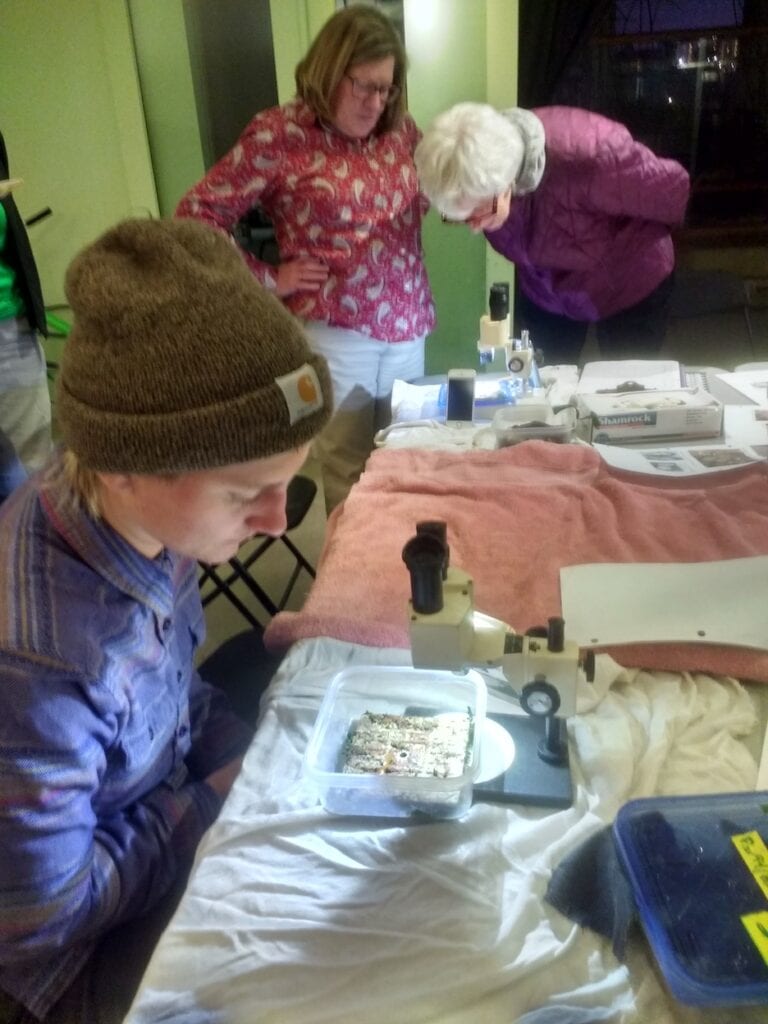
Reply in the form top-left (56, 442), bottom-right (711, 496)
top-left (723, 404), bottom-right (768, 448)
top-left (593, 441), bottom-right (764, 476)
top-left (715, 369), bottom-right (768, 406)
top-left (577, 360), bottom-right (683, 394)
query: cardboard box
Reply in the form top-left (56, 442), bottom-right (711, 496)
top-left (576, 388), bottom-right (723, 444)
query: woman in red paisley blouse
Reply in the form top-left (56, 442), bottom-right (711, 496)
top-left (177, 6), bottom-right (435, 511)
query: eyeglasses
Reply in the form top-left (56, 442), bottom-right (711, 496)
top-left (441, 195), bottom-right (498, 225)
top-left (345, 74), bottom-right (400, 104)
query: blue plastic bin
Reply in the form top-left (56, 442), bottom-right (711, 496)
top-left (614, 791), bottom-right (768, 1007)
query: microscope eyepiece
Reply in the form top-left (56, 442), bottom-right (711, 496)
top-left (489, 282), bottom-right (509, 323)
top-left (416, 520), bottom-right (449, 578)
top-left (402, 533), bottom-right (446, 614)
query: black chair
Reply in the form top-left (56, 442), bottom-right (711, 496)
top-left (198, 628), bottom-right (284, 725)
top-left (198, 474), bottom-right (318, 627)
top-left (234, 206), bottom-right (280, 266)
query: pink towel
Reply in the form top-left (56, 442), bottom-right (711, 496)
top-left (265, 442), bottom-right (768, 682)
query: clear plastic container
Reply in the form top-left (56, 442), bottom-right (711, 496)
top-left (303, 666), bottom-right (487, 820)
top-left (492, 404), bottom-right (577, 445)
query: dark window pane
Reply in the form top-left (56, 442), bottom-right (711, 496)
top-left (551, 0), bottom-right (768, 240)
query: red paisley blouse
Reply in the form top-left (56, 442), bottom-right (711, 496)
top-left (176, 98), bottom-right (436, 343)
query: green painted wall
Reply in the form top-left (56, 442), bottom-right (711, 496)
top-left (405, 0), bottom-right (487, 373)
top-left (0, 0), bottom-right (157, 304)
top-left (485, 0), bottom-right (518, 317)
top-left (404, 0), bottom-right (519, 373)
top-left (270, 0), bottom-right (335, 104)
top-left (128, 0), bottom-right (204, 217)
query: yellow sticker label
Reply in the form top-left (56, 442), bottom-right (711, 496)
top-left (732, 831), bottom-right (768, 901)
top-left (741, 912), bottom-right (768, 967)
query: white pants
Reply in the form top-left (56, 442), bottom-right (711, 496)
top-left (0, 316), bottom-right (52, 472)
top-left (302, 322), bottom-right (425, 511)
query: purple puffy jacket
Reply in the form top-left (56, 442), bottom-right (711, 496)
top-left (486, 106), bottom-right (690, 321)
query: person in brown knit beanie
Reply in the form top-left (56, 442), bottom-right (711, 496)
top-left (59, 215), bottom-right (332, 475)
top-left (50, 215), bottom-right (333, 563)
top-left (0, 217), bottom-right (332, 1024)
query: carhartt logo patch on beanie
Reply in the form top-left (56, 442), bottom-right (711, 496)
top-left (276, 364), bottom-right (324, 424)
top-left (56, 217), bottom-right (333, 473)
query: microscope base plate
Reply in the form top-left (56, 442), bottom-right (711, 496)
top-left (473, 713), bottom-right (573, 809)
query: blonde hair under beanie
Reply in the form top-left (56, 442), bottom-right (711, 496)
top-left (57, 218), bottom-right (332, 473)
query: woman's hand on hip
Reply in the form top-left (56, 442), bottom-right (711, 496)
top-left (275, 257), bottom-right (329, 297)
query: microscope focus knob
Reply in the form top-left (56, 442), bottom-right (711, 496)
top-left (520, 680), bottom-right (561, 718)
top-left (507, 355), bottom-right (526, 374)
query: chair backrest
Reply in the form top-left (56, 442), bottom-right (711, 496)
top-left (198, 473), bottom-right (319, 627)
top-left (233, 206), bottom-right (279, 266)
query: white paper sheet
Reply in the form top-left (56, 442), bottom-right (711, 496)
top-left (757, 720), bottom-right (768, 790)
top-left (560, 556), bottom-right (768, 650)
top-left (724, 403), bottom-right (768, 447)
top-left (592, 441), bottom-right (764, 476)
top-left (715, 369), bottom-right (768, 405)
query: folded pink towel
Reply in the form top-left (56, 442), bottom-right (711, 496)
top-left (265, 442), bottom-right (768, 682)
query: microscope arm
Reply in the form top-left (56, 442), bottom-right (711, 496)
top-left (407, 566), bottom-right (582, 720)
top-left (403, 519), bottom-right (594, 719)
top-left (403, 522), bottom-right (594, 778)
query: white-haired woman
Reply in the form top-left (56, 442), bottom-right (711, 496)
top-left (415, 103), bottom-right (690, 365)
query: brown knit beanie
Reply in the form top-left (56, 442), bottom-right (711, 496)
top-left (57, 217), bottom-right (333, 473)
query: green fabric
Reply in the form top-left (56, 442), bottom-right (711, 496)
top-left (0, 204), bottom-right (24, 321)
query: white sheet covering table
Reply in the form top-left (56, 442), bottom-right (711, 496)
top-left (126, 637), bottom-right (766, 1024)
